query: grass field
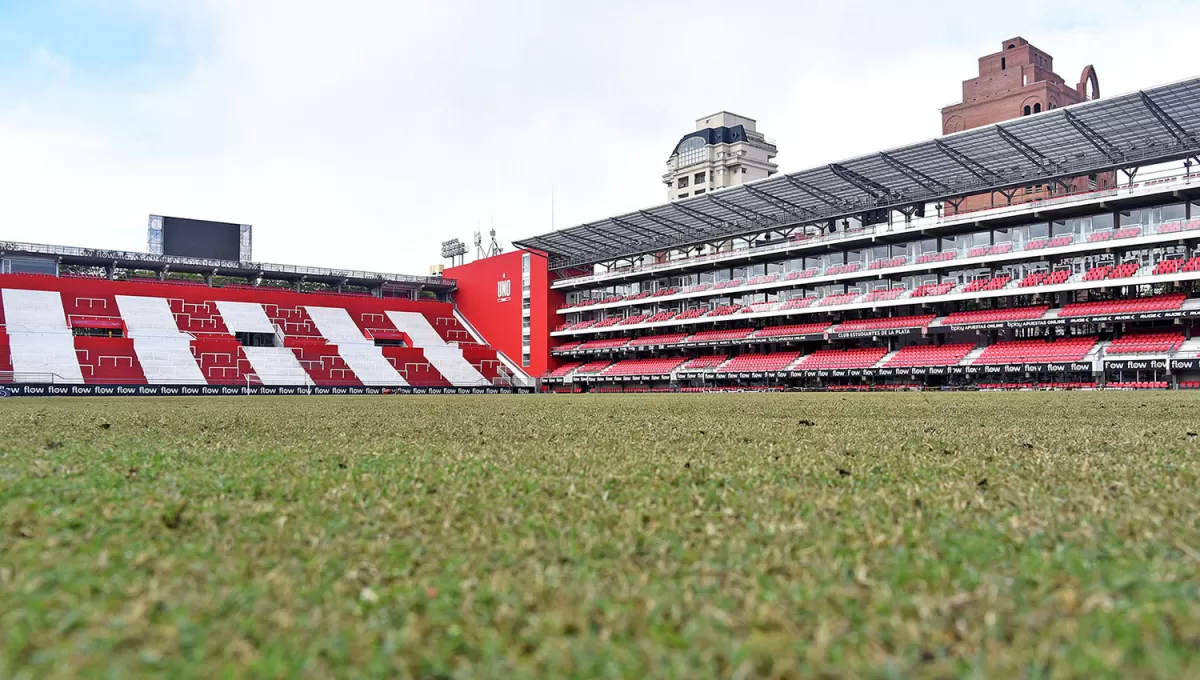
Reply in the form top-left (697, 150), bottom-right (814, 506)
top-left (2, 393), bottom-right (1199, 678)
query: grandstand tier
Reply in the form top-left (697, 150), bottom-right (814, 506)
top-left (0, 273), bottom-right (516, 389)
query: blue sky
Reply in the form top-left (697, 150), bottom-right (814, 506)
top-left (0, 1), bottom-right (194, 88)
top-left (1, 0), bottom-right (1198, 274)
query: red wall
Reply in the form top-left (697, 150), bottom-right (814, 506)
top-left (447, 252), bottom-right (522, 372)
top-left (534, 252), bottom-right (566, 374)
top-left (448, 250), bottom-right (561, 377)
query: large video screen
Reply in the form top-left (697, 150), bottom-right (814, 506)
top-left (161, 217), bottom-right (242, 260)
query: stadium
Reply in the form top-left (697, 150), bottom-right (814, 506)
top-left (4, 77), bottom-right (1200, 395)
top-left (4, 24), bottom-right (1200, 679)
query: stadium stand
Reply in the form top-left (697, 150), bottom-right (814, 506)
top-left (544, 362), bottom-right (582, 379)
top-left (942, 306), bottom-right (1049, 324)
top-left (862, 288), bottom-right (908, 303)
top-left (974, 336), bottom-right (1098, 363)
top-left (629, 333), bottom-right (689, 347)
top-left (689, 329), bottom-right (755, 343)
top-left (1106, 331), bottom-right (1185, 355)
top-left (716, 352), bottom-right (802, 372)
top-left (754, 323), bottom-right (830, 338)
top-left (602, 357), bottom-right (687, 376)
top-left (911, 282), bottom-right (956, 297)
top-left (573, 360), bottom-right (612, 375)
top-left (835, 314), bottom-right (936, 332)
top-left (886, 343), bottom-right (975, 367)
top-left (677, 355), bottom-right (727, 371)
top-left (579, 338), bottom-right (630, 350)
top-left (820, 292), bottom-right (861, 306)
top-left (1058, 294), bottom-right (1187, 317)
top-left (705, 305), bottom-right (743, 317)
top-left (962, 276), bottom-right (1012, 293)
top-left (793, 347), bottom-right (889, 369)
top-left (0, 273), bottom-right (507, 387)
top-left (1018, 270), bottom-right (1071, 287)
top-left (778, 297), bottom-right (819, 310)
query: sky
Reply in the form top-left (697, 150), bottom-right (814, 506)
top-left (1, 0), bottom-right (1198, 275)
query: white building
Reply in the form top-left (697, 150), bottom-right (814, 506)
top-left (663, 112), bottom-right (778, 201)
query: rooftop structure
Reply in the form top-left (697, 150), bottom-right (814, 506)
top-left (663, 112), bottom-right (778, 202)
top-left (516, 77), bottom-right (1200, 272)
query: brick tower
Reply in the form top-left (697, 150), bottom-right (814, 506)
top-left (941, 38), bottom-right (1108, 212)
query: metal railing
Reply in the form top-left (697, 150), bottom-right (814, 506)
top-left (555, 216), bottom-right (1200, 319)
top-left (0, 239), bottom-right (453, 287)
top-left (0, 371), bottom-right (74, 384)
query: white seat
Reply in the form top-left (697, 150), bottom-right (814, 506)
top-left (241, 346), bottom-right (314, 385)
top-left (214, 301), bottom-right (277, 335)
top-left (304, 306), bottom-right (407, 385)
top-left (386, 311), bottom-right (487, 386)
top-left (1, 289), bottom-right (84, 383)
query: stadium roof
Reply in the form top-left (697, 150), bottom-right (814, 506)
top-left (0, 239), bottom-right (455, 290)
top-left (515, 77), bottom-right (1200, 270)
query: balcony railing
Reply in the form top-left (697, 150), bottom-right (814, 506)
top-left (556, 217), bottom-right (1200, 315)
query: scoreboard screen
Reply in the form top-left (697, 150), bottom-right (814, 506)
top-left (160, 216), bottom-right (243, 261)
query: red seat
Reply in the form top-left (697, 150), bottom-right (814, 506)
top-left (975, 337), bottom-right (1097, 364)
top-left (886, 343), bottom-right (975, 367)
top-left (944, 306), bottom-right (1048, 324)
top-left (601, 357), bottom-right (687, 376)
top-left (794, 347), bottom-right (889, 370)
top-left (1106, 331), bottom-right (1185, 355)
top-left (688, 329), bottom-right (754, 343)
top-left (1059, 294), bottom-right (1186, 317)
top-left (835, 314), bottom-right (935, 332)
top-left (718, 351), bottom-right (802, 372)
top-left (755, 323), bottom-right (830, 338)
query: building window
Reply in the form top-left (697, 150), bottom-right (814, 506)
top-left (694, 171), bottom-right (706, 184)
top-left (675, 136), bottom-right (706, 168)
top-left (521, 252), bottom-right (530, 273)
top-left (694, 188), bottom-right (706, 195)
top-left (521, 352), bottom-right (530, 368)
top-left (1001, 57), bottom-right (1006, 70)
top-left (677, 176), bottom-right (690, 189)
top-left (1023, 105), bottom-right (1032, 116)
top-left (678, 192), bottom-right (688, 199)
top-left (1033, 103), bottom-right (1041, 113)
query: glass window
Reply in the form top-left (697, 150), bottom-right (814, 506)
top-left (1090, 213), bottom-right (1114, 232)
top-left (941, 234), bottom-right (966, 251)
top-left (694, 172), bottom-right (706, 184)
top-left (694, 189), bottom-right (706, 195)
top-left (677, 176), bottom-right (690, 189)
top-left (1120, 203), bottom-right (1185, 227)
top-left (678, 192), bottom-right (688, 199)
top-left (676, 137), bottom-right (706, 168)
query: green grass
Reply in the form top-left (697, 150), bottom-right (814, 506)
top-left (2, 393), bottom-right (1200, 679)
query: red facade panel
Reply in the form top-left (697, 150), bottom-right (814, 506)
top-left (447, 250), bottom-right (563, 377)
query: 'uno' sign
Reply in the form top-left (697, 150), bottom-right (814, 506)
top-left (497, 276), bottom-right (512, 302)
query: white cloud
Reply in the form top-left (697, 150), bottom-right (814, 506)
top-left (1, 0), bottom-right (1198, 273)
